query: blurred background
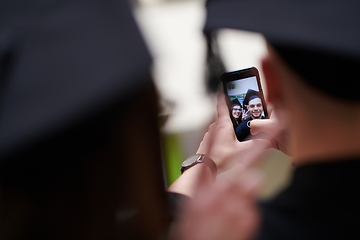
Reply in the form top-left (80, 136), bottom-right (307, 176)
top-left (132, 0), bottom-right (292, 199)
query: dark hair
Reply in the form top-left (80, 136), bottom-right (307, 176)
top-left (0, 99), bottom-right (127, 194)
top-left (0, 84), bottom-right (171, 239)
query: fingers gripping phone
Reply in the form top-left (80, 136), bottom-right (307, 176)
top-left (221, 67), bottom-right (268, 141)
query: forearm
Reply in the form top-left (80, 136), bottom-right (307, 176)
top-left (168, 163), bottom-right (213, 198)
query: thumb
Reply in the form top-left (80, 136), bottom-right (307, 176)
top-left (250, 119), bottom-right (280, 137)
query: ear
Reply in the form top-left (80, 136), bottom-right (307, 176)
top-left (261, 55), bottom-right (283, 106)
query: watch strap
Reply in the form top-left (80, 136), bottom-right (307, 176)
top-left (180, 154), bottom-right (217, 178)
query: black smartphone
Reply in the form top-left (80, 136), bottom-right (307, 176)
top-left (221, 67), bottom-right (268, 141)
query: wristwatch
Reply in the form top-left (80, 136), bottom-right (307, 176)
top-left (180, 154), bottom-right (217, 178)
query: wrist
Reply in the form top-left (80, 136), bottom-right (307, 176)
top-left (168, 163), bottom-right (213, 197)
top-left (180, 154), bottom-right (217, 179)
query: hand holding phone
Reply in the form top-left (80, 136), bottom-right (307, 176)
top-left (221, 67), bottom-right (268, 141)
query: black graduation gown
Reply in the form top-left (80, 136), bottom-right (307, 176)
top-left (235, 117), bottom-right (251, 141)
top-left (256, 157), bottom-right (360, 240)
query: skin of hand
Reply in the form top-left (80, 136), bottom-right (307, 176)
top-left (250, 110), bottom-right (292, 156)
top-left (169, 161), bottom-right (263, 240)
top-left (242, 110), bottom-right (249, 120)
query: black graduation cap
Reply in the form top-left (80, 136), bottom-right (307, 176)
top-left (243, 89), bottom-right (260, 106)
top-left (230, 98), bottom-right (242, 108)
top-left (0, 0), bottom-right (152, 161)
top-left (204, 0), bottom-right (360, 100)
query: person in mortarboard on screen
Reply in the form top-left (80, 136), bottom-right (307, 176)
top-left (235, 89), bottom-right (265, 141)
top-left (230, 98), bottom-right (243, 129)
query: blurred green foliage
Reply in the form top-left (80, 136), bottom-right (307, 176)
top-left (162, 133), bottom-right (184, 186)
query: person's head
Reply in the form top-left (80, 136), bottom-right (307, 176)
top-left (243, 90), bottom-right (263, 119)
top-left (247, 97), bottom-right (263, 119)
top-left (0, 1), bottom-right (170, 239)
top-left (230, 99), bottom-right (242, 121)
top-left (231, 104), bottom-right (242, 119)
top-left (261, 44), bottom-right (360, 161)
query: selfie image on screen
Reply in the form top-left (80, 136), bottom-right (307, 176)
top-left (226, 76), bottom-right (267, 141)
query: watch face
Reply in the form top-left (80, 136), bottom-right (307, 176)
top-left (182, 154), bottom-right (202, 167)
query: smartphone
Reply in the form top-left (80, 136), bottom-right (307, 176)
top-left (221, 67), bottom-right (268, 141)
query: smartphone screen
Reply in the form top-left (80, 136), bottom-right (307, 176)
top-left (221, 67), bottom-right (268, 141)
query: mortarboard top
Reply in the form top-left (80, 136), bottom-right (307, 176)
top-left (0, 0), bottom-right (152, 161)
top-left (231, 98), bottom-right (242, 108)
top-left (243, 89), bottom-right (260, 106)
top-left (204, 0), bottom-right (360, 100)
